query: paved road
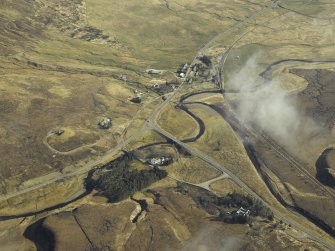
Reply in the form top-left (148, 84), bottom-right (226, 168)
top-left (147, 121), bottom-right (335, 250)
top-left (3, 1), bottom-right (334, 249)
top-left (0, 0), bottom-right (277, 205)
top-left (168, 174), bottom-right (228, 195)
top-left (196, 174), bottom-right (228, 191)
top-left (0, 126), bottom-right (148, 202)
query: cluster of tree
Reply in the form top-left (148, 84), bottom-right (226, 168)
top-left (253, 199), bottom-right (274, 220)
top-left (174, 183), bottom-right (274, 224)
top-left (197, 55), bottom-right (212, 66)
top-left (85, 153), bottom-right (167, 202)
top-left (175, 182), bottom-right (189, 195)
top-left (174, 144), bottom-right (192, 156)
top-left (218, 211), bottom-right (251, 224)
top-left (216, 192), bottom-right (253, 208)
top-left (216, 192), bottom-right (274, 221)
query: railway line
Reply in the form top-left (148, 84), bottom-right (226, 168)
top-left (221, 102), bottom-right (335, 200)
top-left (257, 126), bottom-right (335, 198)
top-left (1, 0), bottom-right (334, 249)
top-left (148, 119), bottom-right (335, 250)
top-left (0, 0), bottom-right (276, 209)
top-left (174, 86), bottom-right (335, 238)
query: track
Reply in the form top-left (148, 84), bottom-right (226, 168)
top-left (149, 90), bottom-right (335, 247)
top-left (148, 120), bottom-right (335, 250)
top-left (145, 1), bottom-right (335, 248)
top-left (0, 0), bottom-right (276, 211)
top-left (2, 0), bottom-right (334, 249)
top-left (43, 131), bottom-right (98, 156)
top-left (185, 99), bottom-right (335, 237)
top-left (0, 126), bottom-right (148, 203)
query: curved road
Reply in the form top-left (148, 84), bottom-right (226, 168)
top-left (0, 0), bottom-right (276, 206)
top-left (0, 126), bottom-right (149, 203)
top-left (147, 120), bottom-right (335, 250)
top-left (3, 0), bottom-right (334, 249)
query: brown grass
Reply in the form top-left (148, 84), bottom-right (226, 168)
top-left (168, 156), bottom-right (221, 184)
top-left (157, 103), bottom-right (199, 140)
top-left (47, 127), bottom-right (100, 152)
top-left (210, 178), bottom-right (246, 196)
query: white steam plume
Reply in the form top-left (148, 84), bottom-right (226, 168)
top-left (181, 226), bottom-right (245, 251)
top-left (228, 53), bottom-right (321, 152)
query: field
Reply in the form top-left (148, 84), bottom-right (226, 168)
top-left (185, 104), bottom-right (272, 197)
top-left (168, 155), bottom-right (222, 184)
top-left (156, 93), bottom-right (335, 246)
top-left (0, 174), bottom-right (86, 216)
top-left (22, 180), bottom-right (328, 251)
top-left (1, 0), bottom-right (335, 250)
top-left (210, 178), bottom-right (246, 196)
top-left (157, 103), bottom-right (199, 140)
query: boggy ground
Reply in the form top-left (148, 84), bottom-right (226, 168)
top-left (249, 69), bottom-right (335, 230)
top-left (23, 179), bottom-right (326, 251)
top-left (292, 69), bottom-right (335, 165)
top-left (0, 0), bottom-right (270, 193)
top-left (1, 0), bottom-right (335, 250)
top-left (222, 68), bottom-right (335, 235)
